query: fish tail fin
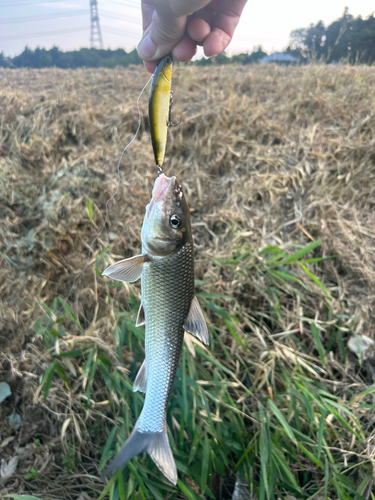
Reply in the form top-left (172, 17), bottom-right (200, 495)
top-left (101, 421), bottom-right (148, 478)
top-left (146, 422), bottom-right (177, 485)
top-left (102, 421), bottom-right (177, 486)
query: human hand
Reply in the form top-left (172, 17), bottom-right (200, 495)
top-left (138, 0), bottom-right (248, 73)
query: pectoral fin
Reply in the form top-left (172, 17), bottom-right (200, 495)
top-left (102, 254), bottom-right (149, 283)
top-left (183, 296), bottom-right (209, 346)
top-left (135, 302), bottom-right (145, 326)
top-left (133, 359), bottom-right (147, 393)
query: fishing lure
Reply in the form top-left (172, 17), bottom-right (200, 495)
top-left (149, 54), bottom-right (179, 173)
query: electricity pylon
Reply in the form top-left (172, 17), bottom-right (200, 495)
top-left (90, 0), bottom-right (104, 49)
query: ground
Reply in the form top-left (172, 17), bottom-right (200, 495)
top-left (0, 64), bottom-right (375, 499)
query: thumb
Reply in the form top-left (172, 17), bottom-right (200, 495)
top-left (137, 10), bottom-right (187, 61)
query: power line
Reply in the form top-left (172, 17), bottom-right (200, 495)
top-left (0, 23), bottom-right (140, 44)
top-left (0, 0), bottom-right (141, 7)
top-left (100, 10), bottom-right (141, 25)
top-left (101, 25), bottom-right (140, 38)
top-left (0, 10), bottom-right (89, 24)
top-left (106, 0), bottom-right (141, 10)
top-left (0, 25), bottom-right (89, 42)
top-left (0, 0), bottom-right (141, 19)
top-left (0, 0), bottom-right (80, 6)
top-left (0, 8), bottom-right (140, 26)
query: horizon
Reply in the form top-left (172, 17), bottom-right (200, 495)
top-left (1, 1), bottom-right (374, 58)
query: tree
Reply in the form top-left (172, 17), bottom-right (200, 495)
top-left (291, 21), bottom-right (326, 60)
top-left (290, 8), bottom-right (375, 64)
top-left (0, 52), bottom-right (10, 68)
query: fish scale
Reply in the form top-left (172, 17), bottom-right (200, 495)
top-left (139, 242), bottom-right (194, 433)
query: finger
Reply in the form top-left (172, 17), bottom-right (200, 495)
top-left (138, 9), bottom-right (187, 61)
top-left (141, 0), bottom-right (155, 32)
top-left (143, 60), bottom-right (157, 73)
top-left (187, 17), bottom-right (211, 43)
top-left (168, 0), bottom-right (212, 17)
top-left (191, 0), bottom-right (219, 25)
top-left (186, 1), bottom-right (219, 45)
top-left (203, 0), bottom-right (248, 57)
top-left (203, 29), bottom-right (230, 57)
top-left (172, 34), bottom-right (197, 62)
top-left (213, 0), bottom-right (248, 38)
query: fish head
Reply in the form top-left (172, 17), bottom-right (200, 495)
top-left (142, 174), bottom-right (192, 257)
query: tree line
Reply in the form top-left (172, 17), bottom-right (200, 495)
top-left (1, 9), bottom-right (374, 69)
top-left (291, 8), bottom-right (375, 64)
top-left (0, 47), bottom-right (142, 69)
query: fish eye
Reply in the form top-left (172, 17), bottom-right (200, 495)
top-left (165, 56), bottom-right (172, 65)
top-left (170, 214), bottom-right (182, 229)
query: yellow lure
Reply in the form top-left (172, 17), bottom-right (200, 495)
top-left (149, 54), bottom-right (173, 169)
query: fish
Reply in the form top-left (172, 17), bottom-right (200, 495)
top-left (102, 173), bottom-right (209, 485)
top-left (149, 54), bottom-right (174, 169)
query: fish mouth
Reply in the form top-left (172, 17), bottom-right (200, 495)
top-left (152, 174), bottom-right (175, 202)
top-left (153, 236), bottom-right (173, 242)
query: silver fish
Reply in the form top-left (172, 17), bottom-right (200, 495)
top-left (102, 174), bottom-right (209, 485)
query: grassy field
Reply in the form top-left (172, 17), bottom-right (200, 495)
top-left (1, 64), bottom-right (375, 500)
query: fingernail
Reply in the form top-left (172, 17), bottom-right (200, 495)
top-left (138, 34), bottom-right (156, 59)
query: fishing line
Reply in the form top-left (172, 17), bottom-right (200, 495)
top-left (53, 75), bottom-right (152, 319)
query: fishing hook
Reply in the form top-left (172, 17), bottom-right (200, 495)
top-left (167, 91), bottom-right (181, 127)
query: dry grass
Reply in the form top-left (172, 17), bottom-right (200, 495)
top-left (1, 64), bottom-right (375, 499)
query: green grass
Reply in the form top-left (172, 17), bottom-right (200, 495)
top-left (34, 240), bottom-right (374, 500)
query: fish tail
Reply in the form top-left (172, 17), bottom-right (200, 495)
top-left (102, 421), bottom-right (177, 485)
top-left (146, 422), bottom-right (177, 485)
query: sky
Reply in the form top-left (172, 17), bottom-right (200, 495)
top-left (0, 0), bottom-right (374, 58)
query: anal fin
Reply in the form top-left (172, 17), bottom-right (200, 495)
top-left (133, 359), bottom-right (147, 393)
top-left (183, 296), bottom-right (209, 346)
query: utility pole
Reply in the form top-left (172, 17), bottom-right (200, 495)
top-left (90, 0), bottom-right (104, 49)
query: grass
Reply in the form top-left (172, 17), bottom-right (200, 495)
top-left (25, 241), bottom-right (373, 499)
top-left (1, 64), bottom-right (375, 499)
